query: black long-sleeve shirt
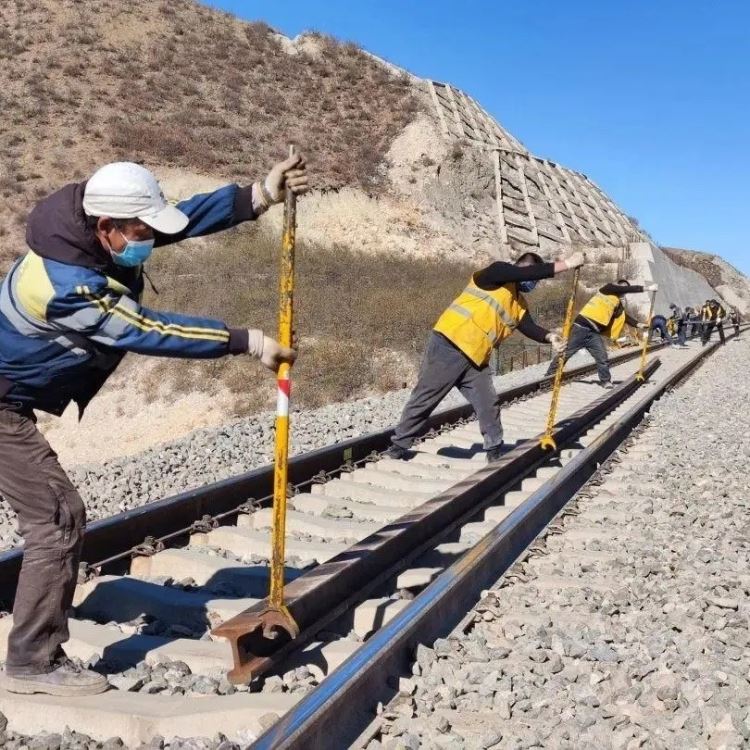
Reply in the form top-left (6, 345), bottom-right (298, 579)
top-left (575, 282), bottom-right (643, 332)
top-left (473, 261), bottom-right (555, 344)
top-left (474, 261), bottom-right (556, 290)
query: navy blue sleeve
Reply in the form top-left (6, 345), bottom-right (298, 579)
top-left (154, 184), bottom-right (256, 247)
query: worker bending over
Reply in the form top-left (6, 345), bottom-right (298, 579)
top-left (546, 279), bottom-right (656, 388)
top-left (668, 303), bottom-right (689, 346)
top-left (388, 251), bottom-right (584, 463)
top-left (701, 298), bottom-right (726, 345)
top-left (0, 156), bottom-right (307, 696)
top-left (650, 313), bottom-right (674, 346)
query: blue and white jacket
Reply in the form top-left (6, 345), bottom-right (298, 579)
top-left (0, 180), bottom-right (256, 415)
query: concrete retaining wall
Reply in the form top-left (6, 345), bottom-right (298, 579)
top-left (627, 242), bottom-right (720, 317)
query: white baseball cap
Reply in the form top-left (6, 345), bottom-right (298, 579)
top-left (82, 162), bottom-right (189, 234)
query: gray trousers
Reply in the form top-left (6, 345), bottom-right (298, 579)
top-left (392, 332), bottom-right (503, 451)
top-left (546, 323), bottom-right (611, 384)
top-left (0, 404), bottom-right (85, 675)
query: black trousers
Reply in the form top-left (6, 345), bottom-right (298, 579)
top-left (0, 405), bottom-right (85, 675)
top-left (546, 324), bottom-right (611, 384)
top-left (701, 321), bottom-right (725, 345)
top-left (392, 332), bottom-right (504, 451)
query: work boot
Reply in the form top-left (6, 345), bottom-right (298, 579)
top-left (486, 444), bottom-right (508, 463)
top-left (385, 444), bottom-right (414, 461)
top-left (600, 381), bottom-right (615, 390)
top-left (1, 658), bottom-right (109, 696)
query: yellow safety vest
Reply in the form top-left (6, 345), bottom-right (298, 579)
top-left (433, 278), bottom-right (527, 367)
top-left (579, 292), bottom-right (626, 341)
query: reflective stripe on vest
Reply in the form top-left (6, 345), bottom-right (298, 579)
top-left (433, 279), bottom-right (526, 367)
top-left (459, 286), bottom-right (519, 331)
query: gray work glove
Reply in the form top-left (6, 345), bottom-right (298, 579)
top-left (563, 251), bottom-right (585, 270)
top-left (262, 152), bottom-right (309, 204)
top-left (247, 329), bottom-right (297, 372)
top-left (546, 332), bottom-right (566, 355)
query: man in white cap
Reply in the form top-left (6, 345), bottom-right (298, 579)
top-left (0, 154), bottom-right (307, 696)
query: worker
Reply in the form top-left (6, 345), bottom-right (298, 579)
top-left (687, 306), bottom-right (702, 339)
top-left (0, 157), bottom-right (307, 696)
top-left (700, 299), bottom-right (712, 341)
top-left (387, 251), bottom-right (585, 463)
top-left (650, 313), bottom-right (674, 345)
top-left (545, 279), bottom-right (656, 389)
top-left (730, 308), bottom-right (741, 338)
top-left (666, 314), bottom-right (677, 338)
top-left (668, 303), bottom-right (688, 347)
top-left (701, 298), bottom-right (727, 345)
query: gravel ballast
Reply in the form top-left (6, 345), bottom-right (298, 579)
top-left (373, 335), bottom-right (750, 749)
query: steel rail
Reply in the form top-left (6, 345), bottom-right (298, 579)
top-left (250, 340), bottom-right (722, 749)
top-left (0, 342), bottom-right (664, 607)
top-left (214, 359), bottom-right (661, 682)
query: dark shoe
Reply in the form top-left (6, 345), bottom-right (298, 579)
top-left (1, 660), bottom-right (109, 697)
top-left (385, 444), bottom-right (414, 461)
top-left (486, 444), bottom-right (508, 463)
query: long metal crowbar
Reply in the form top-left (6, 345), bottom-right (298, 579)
top-left (540, 266), bottom-right (581, 451)
top-left (215, 146), bottom-right (301, 676)
top-left (635, 288), bottom-right (657, 382)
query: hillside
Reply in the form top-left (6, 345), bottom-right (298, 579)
top-left (2, 0), bottom-right (746, 463)
top-left (0, 0), bottom-right (419, 266)
top-left (663, 247), bottom-right (750, 313)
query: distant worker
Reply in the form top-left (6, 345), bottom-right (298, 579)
top-left (700, 299), bottom-right (712, 341)
top-left (666, 314), bottom-right (677, 338)
top-left (650, 313), bottom-right (675, 346)
top-left (387, 251), bottom-right (585, 463)
top-left (701, 298), bottom-right (727, 345)
top-left (730, 307), bottom-right (741, 338)
top-left (0, 157), bottom-right (308, 696)
top-left (668, 303), bottom-right (689, 347)
top-left (687, 306), bottom-right (702, 339)
top-left (545, 279), bottom-right (656, 389)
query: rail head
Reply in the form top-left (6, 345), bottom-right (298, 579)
top-left (249, 340), bottom-right (722, 750)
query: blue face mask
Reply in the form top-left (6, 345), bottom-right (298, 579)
top-left (112, 231), bottom-right (155, 267)
top-left (518, 280), bottom-right (538, 293)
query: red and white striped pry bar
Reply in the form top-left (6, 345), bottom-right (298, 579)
top-left (276, 372), bottom-right (291, 417)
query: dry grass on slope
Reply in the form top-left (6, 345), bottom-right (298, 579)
top-left (139, 222), bottom-right (583, 415)
top-left (141, 224), bottom-right (476, 412)
top-left (0, 0), bottom-right (420, 268)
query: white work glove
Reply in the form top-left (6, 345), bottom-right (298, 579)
top-left (562, 251), bottom-right (585, 270)
top-left (260, 152), bottom-right (309, 205)
top-left (645, 283), bottom-right (659, 292)
top-left (247, 329), bottom-right (297, 372)
top-left (636, 322), bottom-right (648, 330)
top-left (546, 332), bottom-right (566, 355)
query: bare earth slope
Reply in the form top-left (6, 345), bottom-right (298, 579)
top-left (0, 0), bottom-right (419, 267)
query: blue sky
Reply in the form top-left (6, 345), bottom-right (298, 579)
top-left (206, 1), bottom-right (749, 273)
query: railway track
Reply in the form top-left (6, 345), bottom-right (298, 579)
top-left (0, 336), bottom-right (732, 747)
